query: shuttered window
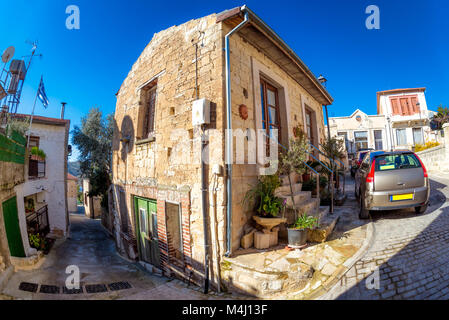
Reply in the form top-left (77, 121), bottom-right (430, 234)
top-left (390, 95), bottom-right (419, 116)
top-left (143, 85), bottom-right (157, 138)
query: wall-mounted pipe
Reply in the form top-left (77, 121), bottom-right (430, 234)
top-left (224, 7), bottom-right (249, 257)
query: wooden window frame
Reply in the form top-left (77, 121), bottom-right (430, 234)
top-left (141, 81), bottom-right (157, 139)
top-left (260, 79), bottom-right (281, 155)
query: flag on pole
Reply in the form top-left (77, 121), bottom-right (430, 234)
top-left (37, 76), bottom-right (49, 108)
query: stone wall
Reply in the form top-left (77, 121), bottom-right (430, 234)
top-left (226, 24), bottom-right (327, 253)
top-left (112, 12), bottom-right (328, 290)
top-left (416, 123), bottom-right (449, 173)
top-left (0, 154), bottom-right (25, 289)
top-left (112, 13), bottom-right (226, 286)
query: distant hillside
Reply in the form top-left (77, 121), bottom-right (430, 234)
top-left (68, 161), bottom-right (81, 177)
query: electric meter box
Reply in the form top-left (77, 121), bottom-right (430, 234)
top-left (192, 98), bottom-right (210, 126)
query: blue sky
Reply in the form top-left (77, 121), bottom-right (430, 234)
top-left (1, 0), bottom-right (448, 161)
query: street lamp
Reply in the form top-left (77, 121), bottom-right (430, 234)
top-left (318, 75), bottom-right (327, 88)
top-left (319, 74), bottom-right (333, 213)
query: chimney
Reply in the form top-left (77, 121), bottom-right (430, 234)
top-left (60, 102), bottom-right (67, 119)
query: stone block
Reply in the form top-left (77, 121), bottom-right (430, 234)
top-left (241, 230), bottom-right (255, 249)
top-left (307, 216), bottom-right (339, 243)
top-left (269, 227), bottom-right (279, 247)
top-left (254, 232), bottom-right (270, 249)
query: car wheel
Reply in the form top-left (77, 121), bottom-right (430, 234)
top-left (359, 194), bottom-right (370, 219)
top-left (415, 204), bottom-right (428, 214)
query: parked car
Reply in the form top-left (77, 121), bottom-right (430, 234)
top-left (355, 150), bottom-right (430, 219)
top-left (350, 149), bottom-right (374, 178)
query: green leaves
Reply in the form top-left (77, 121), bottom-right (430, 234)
top-left (71, 107), bottom-right (114, 206)
top-left (243, 175), bottom-right (282, 218)
top-left (292, 213), bottom-right (318, 230)
top-left (279, 126), bottom-right (309, 176)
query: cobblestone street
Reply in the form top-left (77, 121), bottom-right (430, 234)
top-left (322, 173), bottom-right (449, 300)
top-left (0, 211), bottom-right (237, 300)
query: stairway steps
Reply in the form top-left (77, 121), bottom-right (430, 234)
top-left (278, 191), bottom-right (311, 207)
top-left (275, 183), bottom-right (302, 196)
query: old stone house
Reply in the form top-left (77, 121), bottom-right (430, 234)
top-left (82, 178), bottom-right (102, 219)
top-left (67, 173), bottom-right (78, 213)
top-left (111, 6), bottom-right (333, 290)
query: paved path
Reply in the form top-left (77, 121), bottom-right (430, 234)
top-left (1, 214), bottom-right (234, 300)
top-left (324, 173), bottom-right (449, 300)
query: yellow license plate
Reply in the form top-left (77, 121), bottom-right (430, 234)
top-left (390, 194), bottom-right (413, 201)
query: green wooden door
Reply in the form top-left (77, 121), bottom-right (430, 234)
top-left (135, 197), bottom-right (160, 267)
top-left (2, 196), bottom-right (25, 257)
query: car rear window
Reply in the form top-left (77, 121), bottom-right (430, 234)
top-left (374, 154), bottom-right (422, 171)
top-left (358, 152), bottom-right (368, 161)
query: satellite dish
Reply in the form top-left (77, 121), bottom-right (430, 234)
top-left (1, 46), bottom-right (15, 63)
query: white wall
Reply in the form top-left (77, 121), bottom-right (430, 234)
top-left (14, 122), bottom-right (68, 256)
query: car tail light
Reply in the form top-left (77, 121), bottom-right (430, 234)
top-left (357, 160), bottom-right (361, 167)
top-left (415, 154), bottom-right (428, 178)
top-left (366, 159), bottom-right (376, 183)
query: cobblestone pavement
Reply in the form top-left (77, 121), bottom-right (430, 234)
top-left (323, 174), bottom-right (449, 300)
top-left (1, 213), bottom-right (238, 300)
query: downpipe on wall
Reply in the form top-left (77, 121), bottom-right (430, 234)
top-left (224, 6), bottom-right (249, 258)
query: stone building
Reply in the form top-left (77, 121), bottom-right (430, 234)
top-left (111, 6), bottom-right (333, 290)
top-left (82, 178), bottom-right (102, 219)
top-left (67, 173), bottom-right (78, 213)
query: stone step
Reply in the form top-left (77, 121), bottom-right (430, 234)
top-left (280, 172), bottom-right (301, 186)
top-left (278, 190), bottom-right (311, 207)
top-left (275, 183), bottom-right (302, 196)
top-left (307, 213), bottom-right (340, 243)
top-left (290, 197), bottom-right (319, 217)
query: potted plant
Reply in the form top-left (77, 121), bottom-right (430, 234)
top-left (243, 175), bottom-right (287, 230)
top-left (287, 213), bottom-right (318, 248)
top-left (25, 198), bottom-right (35, 213)
top-left (279, 128), bottom-right (309, 208)
top-left (30, 146), bottom-right (46, 161)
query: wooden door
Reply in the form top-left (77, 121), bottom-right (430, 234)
top-left (135, 197), bottom-right (160, 267)
top-left (2, 196), bottom-right (25, 257)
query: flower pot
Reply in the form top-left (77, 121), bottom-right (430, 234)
top-left (253, 216), bottom-right (287, 231)
top-left (287, 228), bottom-right (308, 248)
top-left (302, 173), bottom-right (311, 182)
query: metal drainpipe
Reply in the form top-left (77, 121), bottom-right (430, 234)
top-left (224, 7), bottom-right (249, 257)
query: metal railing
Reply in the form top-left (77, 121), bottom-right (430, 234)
top-left (26, 204), bottom-right (49, 236)
top-left (265, 134), bottom-right (346, 213)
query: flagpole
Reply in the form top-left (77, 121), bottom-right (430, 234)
top-left (27, 76), bottom-right (41, 147)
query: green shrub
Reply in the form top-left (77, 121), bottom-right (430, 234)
top-left (292, 213), bottom-right (318, 230)
top-left (415, 141), bottom-right (440, 152)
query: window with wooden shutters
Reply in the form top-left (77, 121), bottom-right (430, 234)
top-left (260, 79), bottom-right (281, 156)
top-left (143, 85), bottom-right (157, 138)
top-left (389, 95), bottom-right (419, 116)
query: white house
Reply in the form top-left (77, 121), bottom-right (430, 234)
top-left (13, 114), bottom-right (70, 257)
top-left (327, 109), bottom-right (388, 153)
top-left (377, 87), bottom-right (434, 149)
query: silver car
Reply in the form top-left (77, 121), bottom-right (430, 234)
top-left (355, 150), bottom-right (430, 219)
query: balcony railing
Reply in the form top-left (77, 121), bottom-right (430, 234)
top-left (26, 205), bottom-right (50, 236)
top-left (28, 156), bottom-right (45, 179)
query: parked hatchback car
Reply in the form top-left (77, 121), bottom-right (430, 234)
top-left (350, 149), bottom-right (374, 178)
top-left (355, 150), bottom-right (430, 219)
